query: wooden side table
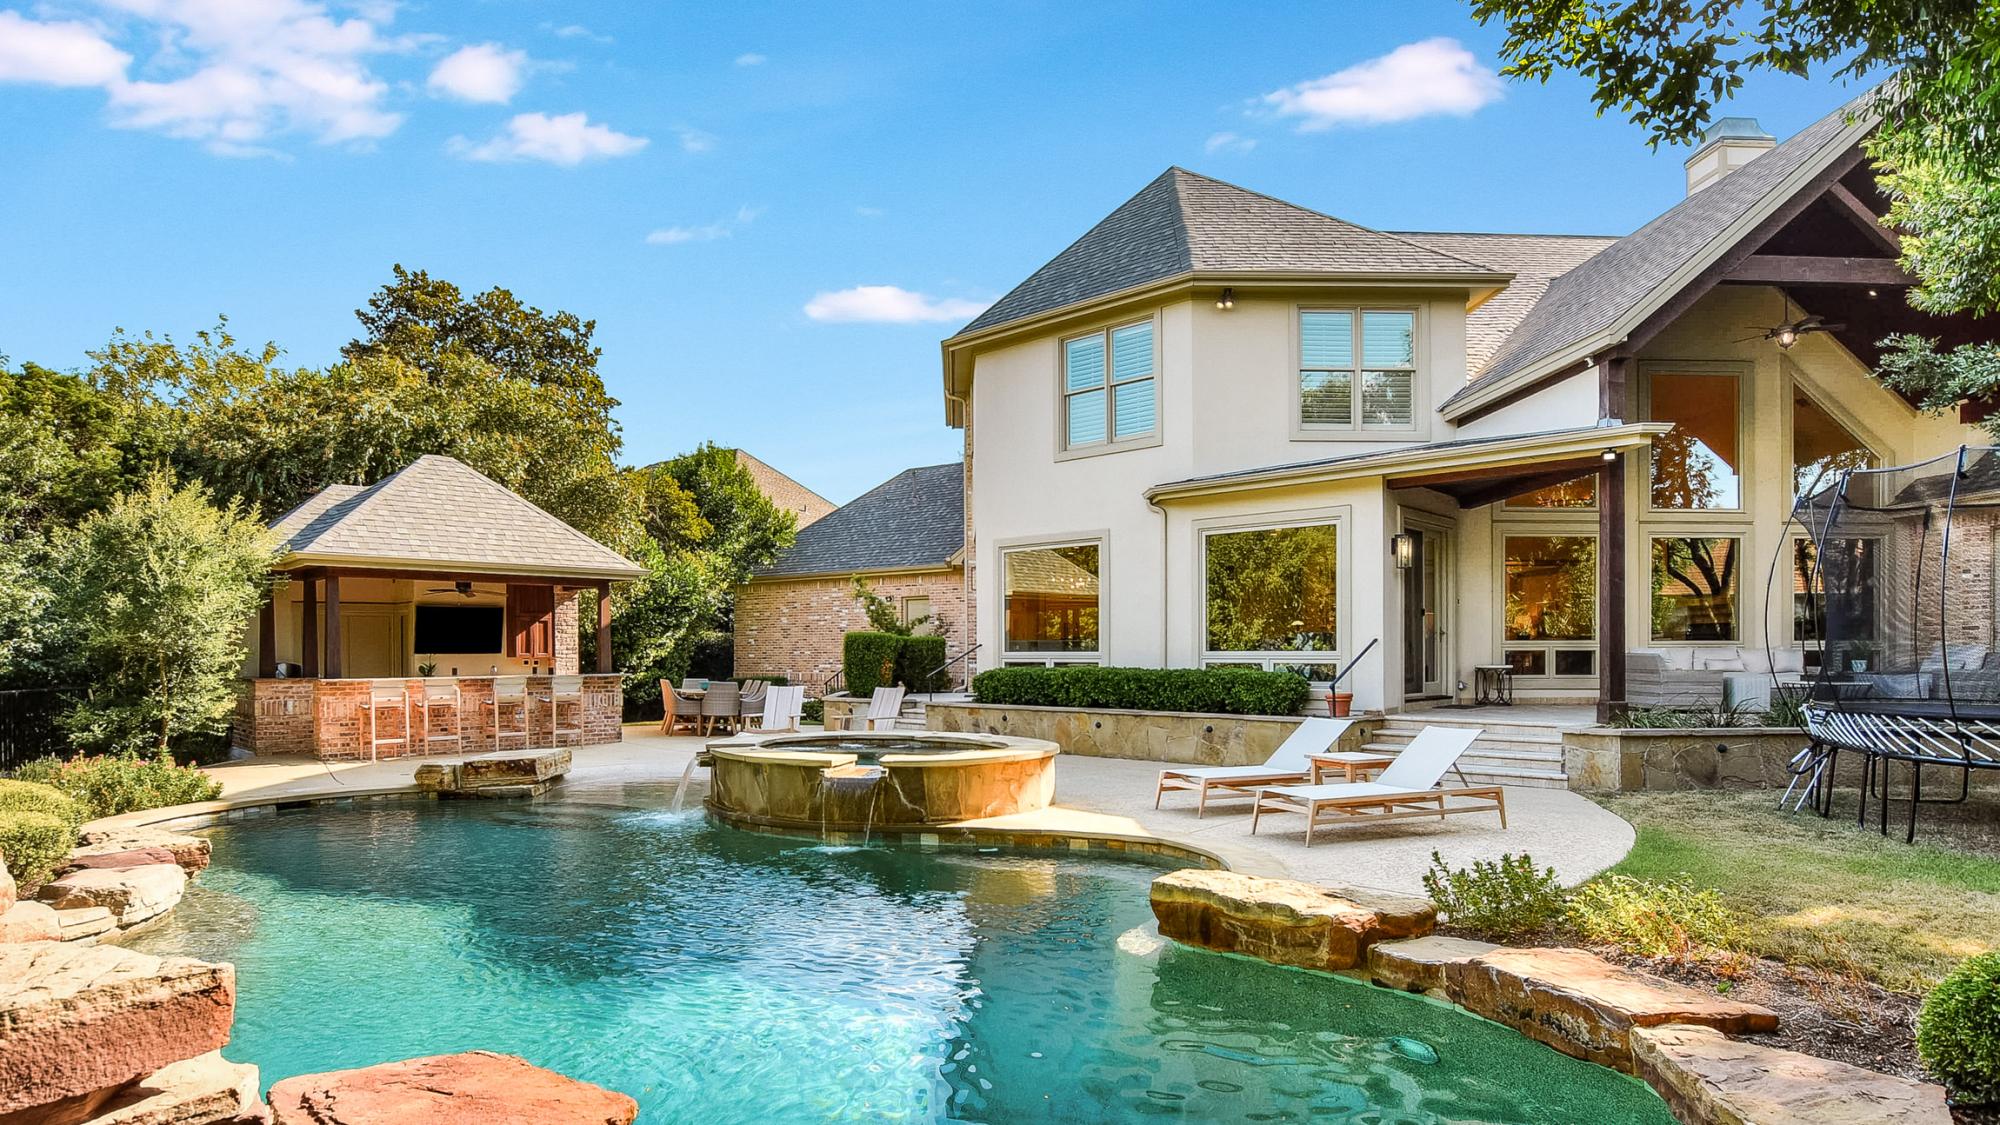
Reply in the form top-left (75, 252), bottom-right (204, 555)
top-left (1307, 751), bottom-right (1396, 784)
top-left (1474, 664), bottom-right (1515, 705)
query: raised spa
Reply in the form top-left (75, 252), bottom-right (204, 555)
top-left (703, 729), bottom-right (1059, 832)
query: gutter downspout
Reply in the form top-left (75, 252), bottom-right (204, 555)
top-left (1149, 497), bottom-right (1169, 667)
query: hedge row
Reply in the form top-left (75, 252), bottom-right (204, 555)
top-left (971, 666), bottom-right (1310, 716)
top-left (843, 632), bottom-right (949, 695)
top-left (0, 778), bottom-right (86, 889)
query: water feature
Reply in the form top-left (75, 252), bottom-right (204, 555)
top-left (130, 777), bottom-right (1675, 1124)
top-left (705, 730), bottom-right (1059, 831)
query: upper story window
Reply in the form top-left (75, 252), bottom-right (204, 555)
top-left (1299, 308), bottom-right (1417, 430)
top-left (1792, 384), bottom-right (1875, 499)
top-left (1062, 320), bottom-right (1155, 450)
top-left (1647, 370), bottom-right (1741, 510)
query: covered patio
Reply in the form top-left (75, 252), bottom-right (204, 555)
top-left (236, 456), bottom-right (647, 760)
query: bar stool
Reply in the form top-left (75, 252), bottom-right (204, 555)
top-left (416, 681), bottom-right (462, 754)
top-left (360, 680), bottom-right (411, 762)
top-left (487, 675), bottom-right (531, 751)
top-left (548, 675), bottom-right (585, 747)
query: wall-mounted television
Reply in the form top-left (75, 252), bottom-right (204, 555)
top-left (414, 605), bottom-right (504, 654)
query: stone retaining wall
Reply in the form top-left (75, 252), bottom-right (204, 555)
top-left (923, 701), bottom-right (1370, 766)
top-left (1564, 726), bottom-right (2000, 793)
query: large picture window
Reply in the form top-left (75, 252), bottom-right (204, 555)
top-left (1503, 536), bottom-right (1596, 677)
top-left (1652, 536), bottom-right (1739, 642)
top-left (1204, 522), bottom-right (1339, 669)
top-left (1003, 543), bottom-right (1101, 656)
top-left (1649, 371), bottom-right (1741, 509)
top-left (1793, 385), bottom-right (1874, 498)
top-left (1062, 321), bottom-right (1155, 450)
top-left (1299, 309), bottom-right (1416, 429)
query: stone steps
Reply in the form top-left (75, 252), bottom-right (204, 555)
top-left (1372, 718), bottom-right (1570, 788)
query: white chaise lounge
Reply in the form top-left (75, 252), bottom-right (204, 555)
top-left (1250, 726), bottom-right (1504, 846)
top-left (1153, 717), bottom-right (1353, 817)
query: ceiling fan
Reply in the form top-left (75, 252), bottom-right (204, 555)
top-left (1735, 293), bottom-right (1843, 349)
top-left (424, 580), bottom-right (478, 598)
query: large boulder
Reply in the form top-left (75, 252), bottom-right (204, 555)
top-left (26, 1051), bottom-right (269, 1125)
top-left (74, 830), bottom-right (211, 877)
top-left (1631, 1024), bottom-right (1950, 1124)
top-left (1149, 869), bottom-right (1434, 972)
top-left (64, 847), bottom-right (180, 874)
top-left (1, 850), bottom-right (15, 910)
top-left (1367, 935), bottom-right (1499, 995)
top-left (1444, 947), bottom-right (1779, 1071)
top-left (39, 865), bottom-right (187, 928)
top-left (0, 900), bottom-right (63, 943)
top-left (0, 943), bottom-right (234, 1119)
top-left (55, 907), bottom-right (117, 943)
top-left (267, 1051), bottom-right (636, 1125)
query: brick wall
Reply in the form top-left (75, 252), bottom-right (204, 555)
top-left (733, 569), bottom-right (968, 690)
top-left (234, 680), bottom-right (315, 755)
top-left (554, 588), bottom-right (581, 675)
top-left (239, 674), bottom-right (624, 760)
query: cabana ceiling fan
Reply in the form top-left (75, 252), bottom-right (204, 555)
top-left (424, 580), bottom-right (478, 598)
top-left (1736, 293), bottom-right (1842, 349)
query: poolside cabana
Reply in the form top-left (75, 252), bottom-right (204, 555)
top-left (236, 455), bottom-right (648, 760)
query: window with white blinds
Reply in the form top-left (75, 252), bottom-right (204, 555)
top-left (1299, 308), bottom-right (1416, 429)
top-left (1063, 320), bottom-right (1155, 449)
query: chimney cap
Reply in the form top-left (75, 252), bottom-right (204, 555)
top-left (1700, 116), bottom-right (1775, 144)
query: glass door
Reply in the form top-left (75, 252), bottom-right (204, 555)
top-left (1401, 524), bottom-right (1451, 697)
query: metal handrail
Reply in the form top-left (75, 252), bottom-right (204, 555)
top-left (820, 668), bottom-right (846, 697)
top-left (925, 644), bottom-right (983, 691)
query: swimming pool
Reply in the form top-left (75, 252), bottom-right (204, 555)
top-left (130, 777), bottom-right (1673, 1124)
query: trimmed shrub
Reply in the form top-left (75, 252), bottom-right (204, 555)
top-left (1567, 874), bottom-right (1743, 960)
top-left (13, 752), bottom-right (221, 820)
top-left (970, 666), bottom-right (1310, 716)
top-left (843, 632), bottom-right (905, 696)
top-left (0, 778), bottom-right (84, 888)
top-left (801, 699), bottom-right (825, 725)
top-left (1421, 850), bottom-right (1566, 939)
top-left (1918, 952), bottom-right (2000, 1104)
top-left (895, 635), bottom-right (948, 694)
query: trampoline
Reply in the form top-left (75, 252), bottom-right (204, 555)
top-left (1778, 446), bottom-right (2000, 842)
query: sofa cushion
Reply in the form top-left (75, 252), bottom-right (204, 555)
top-left (1769, 648), bottom-right (1806, 674)
top-left (1694, 650), bottom-right (1745, 671)
top-left (1655, 647), bottom-right (1697, 671)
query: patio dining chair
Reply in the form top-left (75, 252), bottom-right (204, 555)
top-left (658, 679), bottom-right (702, 735)
top-left (698, 681), bottom-right (740, 736)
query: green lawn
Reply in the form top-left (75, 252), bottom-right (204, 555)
top-left (1597, 789), bottom-right (2000, 993)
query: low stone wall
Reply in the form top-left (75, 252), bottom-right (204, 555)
top-left (924, 701), bottom-right (1368, 766)
top-left (1565, 726), bottom-right (2000, 794)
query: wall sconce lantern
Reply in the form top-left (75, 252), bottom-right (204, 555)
top-left (1215, 287), bottom-right (1235, 310)
top-left (1391, 532), bottom-right (1415, 570)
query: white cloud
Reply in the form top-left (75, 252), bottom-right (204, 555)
top-left (451, 111), bottom-right (648, 165)
top-left (646, 205), bottom-right (762, 245)
top-left (550, 24), bottom-right (610, 43)
top-left (1263, 38), bottom-right (1502, 130)
top-left (428, 42), bottom-right (526, 104)
top-left (855, 205), bottom-right (884, 218)
top-left (673, 126), bottom-right (716, 153)
top-left (1204, 131), bottom-right (1255, 154)
top-left (0, 12), bottom-right (130, 86)
top-left (804, 285), bottom-right (989, 324)
top-left (734, 52), bottom-right (766, 67)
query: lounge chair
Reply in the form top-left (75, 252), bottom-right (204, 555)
top-left (1153, 717), bottom-right (1354, 817)
top-left (747, 685), bottom-right (806, 732)
top-left (858, 686), bottom-right (907, 731)
top-left (1251, 726), bottom-right (1503, 846)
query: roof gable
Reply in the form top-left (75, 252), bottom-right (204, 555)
top-left (957, 168), bottom-right (1500, 337)
top-left (733, 449), bottom-right (836, 527)
top-left (273, 455), bottom-right (645, 580)
top-left (756, 462), bottom-right (964, 578)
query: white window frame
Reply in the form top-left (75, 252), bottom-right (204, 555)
top-left (1293, 305), bottom-right (1422, 437)
top-left (1196, 509), bottom-right (1346, 673)
top-left (998, 536), bottom-right (1106, 664)
top-left (1057, 316), bottom-right (1160, 458)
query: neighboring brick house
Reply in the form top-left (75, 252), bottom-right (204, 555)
top-left (733, 449), bottom-right (836, 528)
top-left (734, 462), bottom-right (970, 691)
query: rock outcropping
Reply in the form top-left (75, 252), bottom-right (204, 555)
top-left (1149, 869), bottom-right (1434, 971)
top-left (267, 1051), bottom-right (638, 1124)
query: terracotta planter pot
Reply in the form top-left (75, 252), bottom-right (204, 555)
top-left (1331, 692), bottom-right (1354, 718)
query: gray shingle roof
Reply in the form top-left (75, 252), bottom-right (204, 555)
top-left (1442, 92), bottom-right (1876, 411)
top-left (270, 455), bottom-right (646, 580)
top-left (1393, 232), bottom-right (1618, 373)
top-left (755, 462), bottom-right (964, 578)
top-left (956, 168), bottom-right (1505, 337)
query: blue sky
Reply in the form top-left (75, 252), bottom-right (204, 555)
top-left (0, 1), bottom-right (1859, 503)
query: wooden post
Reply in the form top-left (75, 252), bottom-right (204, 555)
top-left (257, 596), bottom-right (277, 678)
top-left (596, 582), bottom-right (613, 674)
top-left (1598, 354), bottom-right (1632, 723)
top-left (302, 577), bottom-right (319, 678)
top-left (324, 575), bottom-right (343, 679)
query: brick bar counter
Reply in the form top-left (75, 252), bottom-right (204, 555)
top-left (234, 675), bottom-right (625, 760)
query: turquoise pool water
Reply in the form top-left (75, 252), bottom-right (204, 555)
top-left (132, 778), bottom-right (1674, 1124)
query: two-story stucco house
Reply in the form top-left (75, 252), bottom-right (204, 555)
top-left (942, 95), bottom-right (1987, 720)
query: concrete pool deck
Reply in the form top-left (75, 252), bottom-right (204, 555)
top-left (181, 724), bottom-right (1635, 896)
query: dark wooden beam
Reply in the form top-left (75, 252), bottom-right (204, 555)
top-left (302, 577), bottom-right (319, 678)
top-left (595, 582), bottom-right (613, 674)
top-left (324, 575), bottom-right (343, 679)
top-left (257, 596), bottom-right (277, 679)
top-left (1451, 465), bottom-right (1603, 510)
top-left (1597, 453), bottom-right (1628, 722)
top-left (1388, 455), bottom-right (1603, 493)
top-left (1824, 182), bottom-right (1903, 257)
top-left (1721, 254), bottom-right (1913, 286)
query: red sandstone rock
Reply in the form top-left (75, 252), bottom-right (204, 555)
top-left (74, 830), bottom-right (211, 877)
top-left (1, 851), bottom-right (16, 910)
top-left (65, 847), bottom-right (181, 874)
top-left (1632, 1024), bottom-right (1950, 1124)
top-left (0, 900), bottom-right (62, 942)
top-left (267, 1051), bottom-right (637, 1125)
top-left (0, 943), bottom-right (235, 1118)
top-left (39, 864), bottom-right (187, 927)
top-left (29, 1050), bottom-right (271, 1125)
top-left (1149, 869), bottom-right (1435, 972)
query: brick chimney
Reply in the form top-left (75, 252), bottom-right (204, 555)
top-left (1684, 117), bottom-right (1776, 194)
